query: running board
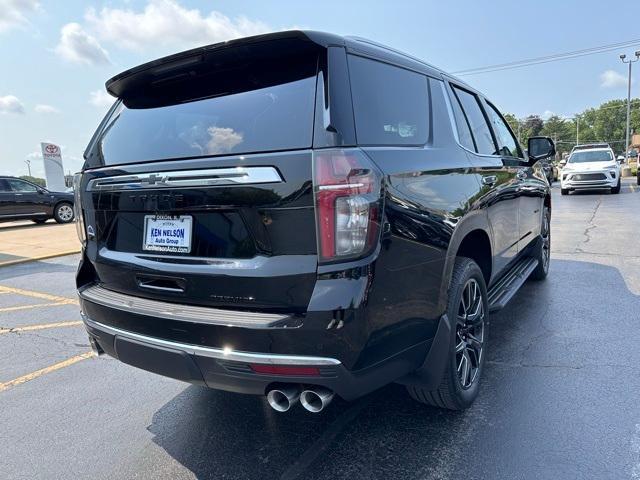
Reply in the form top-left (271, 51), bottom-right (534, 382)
top-left (487, 257), bottom-right (538, 312)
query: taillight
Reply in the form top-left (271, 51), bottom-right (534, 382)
top-left (73, 173), bottom-right (86, 247)
top-left (313, 149), bottom-right (382, 263)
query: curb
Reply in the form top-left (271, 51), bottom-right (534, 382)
top-left (0, 250), bottom-right (80, 268)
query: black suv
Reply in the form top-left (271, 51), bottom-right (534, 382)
top-left (76, 31), bottom-right (554, 412)
top-left (0, 176), bottom-right (74, 224)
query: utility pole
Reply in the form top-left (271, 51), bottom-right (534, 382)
top-left (24, 159), bottom-right (31, 177)
top-left (620, 51), bottom-right (640, 162)
top-left (575, 115), bottom-right (579, 146)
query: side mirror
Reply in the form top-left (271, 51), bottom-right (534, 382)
top-left (559, 159), bottom-right (567, 168)
top-left (527, 136), bottom-right (556, 164)
top-left (37, 187), bottom-right (46, 194)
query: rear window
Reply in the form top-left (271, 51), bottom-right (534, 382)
top-left (348, 55), bottom-right (429, 146)
top-left (97, 56), bottom-right (318, 165)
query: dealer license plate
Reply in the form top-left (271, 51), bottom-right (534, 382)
top-left (143, 215), bottom-right (192, 253)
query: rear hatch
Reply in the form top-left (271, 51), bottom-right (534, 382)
top-left (80, 36), bottom-right (324, 312)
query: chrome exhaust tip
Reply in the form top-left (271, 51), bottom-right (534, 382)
top-left (300, 387), bottom-right (334, 413)
top-left (266, 386), bottom-right (300, 412)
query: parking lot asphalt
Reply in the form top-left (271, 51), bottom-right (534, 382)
top-left (0, 220), bottom-right (79, 266)
top-left (0, 179), bottom-right (639, 480)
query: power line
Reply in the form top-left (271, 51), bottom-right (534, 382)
top-left (453, 38), bottom-right (640, 76)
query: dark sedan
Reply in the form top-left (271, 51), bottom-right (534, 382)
top-left (0, 176), bottom-right (74, 224)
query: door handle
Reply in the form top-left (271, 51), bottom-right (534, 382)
top-left (481, 175), bottom-right (497, 186)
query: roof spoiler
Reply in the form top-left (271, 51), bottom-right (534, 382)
top-left (105, 31), bottom-right (342, 102)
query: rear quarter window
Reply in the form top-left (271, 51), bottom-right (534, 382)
top-left (348, 55), bottom-right (429, 146)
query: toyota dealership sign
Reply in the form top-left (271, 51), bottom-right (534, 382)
top-left (40, 142), bottom-right (66, 192)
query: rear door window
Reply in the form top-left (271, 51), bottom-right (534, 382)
top-left (448, 89), bottom-right (476, 151)
top-left (348, 55), bottom-right (429, 146)
top-left (0, 179), bottom-right (11, 192)
top-left (451, 85), bottom-right (496, 155)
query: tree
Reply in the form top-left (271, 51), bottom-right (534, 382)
top-left (522, 115), bottom-right (544, 139)
top-left (19, 175), bottom-right (46, 186)
top-left (501, 97), bottom-right (640, 155)
top-left (503, 113), bottom-right (521, 142)
top-left (541, 115), bottom-right (573, 156)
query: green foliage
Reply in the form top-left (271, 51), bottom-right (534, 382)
top-left (19, 175), bottom-right (46, 186)
top-left (505, 98), bottom-right (640, 156)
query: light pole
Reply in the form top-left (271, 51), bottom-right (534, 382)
top-left (24, 159), bottom-right (31, 177)
top-left (620, 51), bottom-right (640, 162)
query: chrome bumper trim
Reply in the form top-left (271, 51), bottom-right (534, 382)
top-left (79, 284), bottom-right (289, 328)
top-left (82, 314), bottom-right (341, 366)
top-left (87, 166), bottom-right (282, 191)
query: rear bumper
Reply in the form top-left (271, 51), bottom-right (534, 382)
top-left (82, 313), bottom-right (434, 401)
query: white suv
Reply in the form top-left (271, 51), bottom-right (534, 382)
top-left (560, 145), bottom-right (621, 195)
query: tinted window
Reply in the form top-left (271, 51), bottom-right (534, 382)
top-left (0, 179), bottom-right (10, 192)
top-left (451, 86), bottom-right (496, 155)
top-left (98, 58), bottom-right (318, 165)
top-left (349, 55), bottom-right (429, 145)
top-left (8, 179), bottom-right (37, 192)
top-left (486, 102), bottom-right (522, 158)
top-left (448, 88), bottom-right (475, 151)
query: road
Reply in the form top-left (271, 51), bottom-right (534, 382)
top-left (1, 179), bottom-right (639, 480)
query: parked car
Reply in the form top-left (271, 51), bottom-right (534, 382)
top-left (75, 31), bottom-right (554, 412)
top-left (0, 176), bottom-right (75, 224)
top-left (560, 144), bottom-right (621, 195)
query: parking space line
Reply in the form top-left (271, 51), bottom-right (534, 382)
top-left (0, 303), bottom-right (73, 313)
top-left (0, 320), bottom-right (83, 334)
top-left (0, 351), bottom-right (94, 393)
top-left (0, 285), bottom-right (78, 304)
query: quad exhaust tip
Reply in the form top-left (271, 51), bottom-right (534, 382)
top-left (300, 387), bottom-right (334, 413)
top-left (266, 386), bottom-right (300, 412)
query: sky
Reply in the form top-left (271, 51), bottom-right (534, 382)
top-left (0, 0), bottom-right (639, 178)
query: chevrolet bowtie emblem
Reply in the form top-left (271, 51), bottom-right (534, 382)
top-left (143, 174), bottom-right (168, 185)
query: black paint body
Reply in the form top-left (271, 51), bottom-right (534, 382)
top-left (77, 31), bottom-right (550, 400)
top-left (0, 176), bottom-right (74, 222)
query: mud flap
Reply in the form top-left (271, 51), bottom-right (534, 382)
top-left (395, 314), bottom-right (451, 389)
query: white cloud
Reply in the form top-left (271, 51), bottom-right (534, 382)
top-left (89, 90), bottom-right (114, 108)
top-left (34, 104), bottom-right (59, 114)
top-left (55, 22), bottom-right (110, 65)
top-left (85, 0), bottom-right (271, 51)
top-left (0, 0), bottom-right (40, 33)
top-left (600, 70), bottom-right (629, 88)
top-left (541, 110), bottom-right (555, 120)
top-left (0, 95), bottom-right (25, 114)
top-left (206, 127), bottom-right (243, 154)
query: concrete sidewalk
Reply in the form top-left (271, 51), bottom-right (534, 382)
top-left (0, 221), bottom-right (80, 266)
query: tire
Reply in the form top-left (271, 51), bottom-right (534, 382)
top-left (32, 219), bottom-right (47, 224)
top-left (54, 202), bottom-right (74, 224)
top-left (530, 206), bottom-right (550, 281)
top-left (611, 179), bottom-right (621, 194)
top-left (561, 188), bottom-right (569, 195)
top-left (407, 257), bottom-right (488, 410)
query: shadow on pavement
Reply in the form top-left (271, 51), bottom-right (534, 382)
top-left (0, 257), bottom-right (78, 282)
top-left (146, 258), bottom-right (638, 480)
